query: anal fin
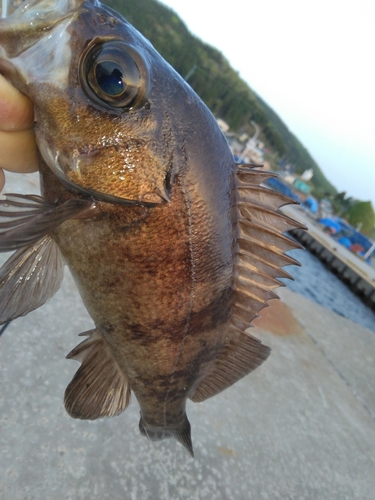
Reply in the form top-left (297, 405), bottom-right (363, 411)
top-left (65, 329), bottom-right (131, 420)
top-left (190, 326), bottom-right (270, 403)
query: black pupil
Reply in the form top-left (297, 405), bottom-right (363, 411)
top-left (95, 61), bottom-right (125, 96)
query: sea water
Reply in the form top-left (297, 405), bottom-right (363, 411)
top-left (283, 248), bottom-right (375, 332)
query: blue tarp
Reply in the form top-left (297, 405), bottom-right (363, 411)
top-left (304, 197), bottom-right (318, 213)
top-left (337, 236), bottom-right (352, 249)
top-left (264, 177), bottom-right (302, 203)
top-left (319, 217), bottom-right (375, 258)
top-left (334, 219), bottom-right (373, 253)
top-left (319, 218), bottom-right (341, 233)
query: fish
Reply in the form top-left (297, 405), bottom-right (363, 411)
top-left (0, 0), bottom-right (303, 456)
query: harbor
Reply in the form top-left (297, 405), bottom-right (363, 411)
top-left (230, 135), bottom-right (375, 311)
top-left (283, 204), bottom-right (375, 310)
top-left (0, 1), bottom-right (374, 497)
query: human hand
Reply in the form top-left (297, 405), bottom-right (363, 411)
top-left (0, 74), bottom-right (38, 191)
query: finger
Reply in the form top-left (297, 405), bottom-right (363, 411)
top-left (0, 128), bottom-right (38, 172)
top-left (0, 169), bottom-right (4, 191)
top-left (0, 74), bottom-right (34, 131)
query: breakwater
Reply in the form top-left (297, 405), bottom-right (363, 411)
top-left (283, 206), bottom-right (375, 310)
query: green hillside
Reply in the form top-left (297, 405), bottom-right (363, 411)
top-left (104, 0), bottom-right (336, 197)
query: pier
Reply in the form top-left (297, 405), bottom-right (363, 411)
top-left (283, 205), bottom-right (375, 310)
top-left (1, 172), bottom-right (374, 499)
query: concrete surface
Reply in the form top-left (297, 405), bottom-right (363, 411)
top-left (0, 173), bottom-right (375, 500)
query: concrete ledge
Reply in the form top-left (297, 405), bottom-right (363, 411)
top-left (1, 173), bottom-right (374, 499)
top-left (1, 277), bottom-right (374, 499)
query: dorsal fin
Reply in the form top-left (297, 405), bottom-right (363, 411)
top-left (190, 165), bottom-right (304, 402)
top-left (233, 164), bottom-right (304, 322)
top-left (65, 329), bottom-right (131, 420)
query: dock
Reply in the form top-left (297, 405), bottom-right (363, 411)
top-left (283, 204), bottom-right (375, 310)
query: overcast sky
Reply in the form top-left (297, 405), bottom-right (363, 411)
top-left (160, 0), bottom-right (375, 206)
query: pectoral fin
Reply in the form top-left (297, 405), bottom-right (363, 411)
top-left (0, 193), bottom-right (95, 251)
top-left (0, 236), bottom-right (64, 324)
top-left (0, 193), bottom-right (96, 323)
top-left (65, 329), bottom-right (131, 420)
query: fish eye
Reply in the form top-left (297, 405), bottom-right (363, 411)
top-left (80, 40), bottom-right (149, 110)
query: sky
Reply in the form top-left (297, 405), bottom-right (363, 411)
top-left (160, 0), bottom-right (375, 206)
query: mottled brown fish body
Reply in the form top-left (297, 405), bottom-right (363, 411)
top-left (42, 150), bottom-right (234, 431)
top-left (36, 58), bottom-right (237, 436)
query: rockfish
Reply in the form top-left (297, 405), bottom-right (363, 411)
top-left (0, 0), bottom-right (302, 456)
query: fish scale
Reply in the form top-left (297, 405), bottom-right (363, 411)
top-left (0, 0), bottom-right (304, 456)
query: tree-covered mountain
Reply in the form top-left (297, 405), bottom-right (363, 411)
top-left (104, 0), bottom-right (337, 197)
top-left (347, 201), bottom-right (375, 238)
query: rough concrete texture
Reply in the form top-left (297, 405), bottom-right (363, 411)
top-left (1, 173), bottom-right (375, 499)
